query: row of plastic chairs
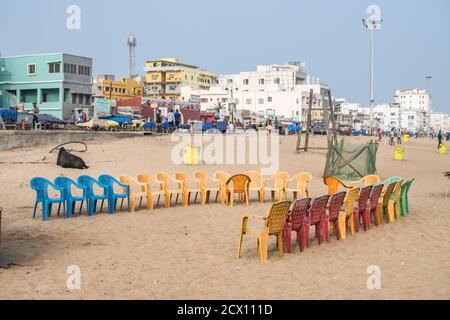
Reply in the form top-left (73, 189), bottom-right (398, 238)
top-left (30, 175), bottom-right (131, 221)
top-left (238, 176), bottom-right (415, 262)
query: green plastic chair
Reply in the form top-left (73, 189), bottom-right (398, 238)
top-left (383, 176), bottom-right (402, 184)
top-left (399, 179), bottom-right (415, 216)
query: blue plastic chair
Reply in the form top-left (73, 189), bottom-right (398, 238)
top-left (161, 121), bottom-right (169, 130)
top-left (98, 175), bottom-right (130, 213)
top-left (77, 175), bottom-right (109, 216)
top-left (54, 177), bottom-right (88, 218)
top-left (144, 121), bottom-right (156, 129)
top-left (202, 122), bottom-right (213, 131)
top-left (30, 177), bottom-right (65, 221)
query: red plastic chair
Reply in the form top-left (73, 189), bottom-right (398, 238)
top-left (282, 198), bottom-right (311, 253)
top-left (322, 191), bottom-right (346, 242)
top-left (365, 184), bottom-right (384, 228)
top-left (307, 195), bottom-right (330, 247)
top-left (353, 185), bottom-right (373, 232)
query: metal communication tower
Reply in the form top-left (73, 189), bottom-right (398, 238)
top-left (127, 35), bottom-right (137, 79)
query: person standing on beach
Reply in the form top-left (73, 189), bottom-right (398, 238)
top-left (32, 102), bottom-right (39, 129)
top-left (156, 110), bottom-right (162, 133)
top-left (396, 127), bottom-right (402, 144)
top-left (174, 109), bottom-right (181, 128)
top-left (167, 109), bottom-right (175, 132)
top-left (378, 127), bottom-right (382, 141)
top-left (437, 130), bottom-right (443, 149)
top-left (389, 128), bottom-right (395, 146)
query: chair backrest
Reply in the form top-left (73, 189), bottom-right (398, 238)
top-left (357, 185), bottom-right (373, 213)
top-left (214, 171), bottom-right (231, 188)
top-left (137, 173), bottom-right (151, 185)
top-left (365, 174), bottom-right (381, 186)
top-left (30, 177), bottom-right (53, 199)
top-left (98, 175), bottom-right (115, 187)
top-left (226, 174), bottom-right (251, 193)
top-left (194, 171), bottom-right (209, 188)
top-left (54, 176), bottom-right (77, 198)
top-left (343, 188), bottom-right (360, 216)
top-left (266, 201), bottom-right (292, 235)
top-left (369, 184), bottom-right (384, 211)
top-left (405, 178), bottom-right (415, 194)
top-left (175, 172), bottom-right (191, 191)
top-left (381, 182), bottom-right (396, 207)
top-left (383, 176), bottom-right (402, 184)
top-left (290, 198), bottom-right (312, 230)
top-left (273, 172), bottom-right (290, 189)
top-left (118, 175), bottom-right (138, 194)
top-left (78, 175), bottom-right (105, 197)
top-left (246, 171), bottom-right (263, 188)
top-left (293, 172), bottom-right (313, 188)
top-left (323, 176), bottom-right (351, 195)
top-left (309, 195), bottom-right (330, 225)
top-left (327, 191), bottom-right (347, 221)
top-left (392, 180), bottom-right (403, 202)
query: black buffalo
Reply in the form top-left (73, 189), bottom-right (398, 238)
top-left (57, 147), bottom-right (89, 169)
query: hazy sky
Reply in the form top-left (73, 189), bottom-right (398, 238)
top-left (1, 0), bottom-right (449, 111)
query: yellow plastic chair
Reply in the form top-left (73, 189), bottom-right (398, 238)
top-left (286, 172), bottom-right (312, 200)
top-left (226, 174), bottom-right (251, 207)
top-left (136, 173), bottom-right (167, 209)
top-left (212, 171), bottom-right (231, 204)
top-left (245, 171), bottom-right (265, 203)
top-left (194, 171), bottom-right (220, 205)
top-left (155, 172), bottom-right (184, 208)
top-left (118, 175), bottom-right (150, 213)
top-left (323, 176), bottom-right (354, 195)
top-left (388, 180), bottom-right (403, 222)
top-left (338, 188), bottom-right (360, 240)
top-left (237, 201), bottom-right (292, 263)
top-left (377, 182), bottom-right (397, 224)
top-left (175, 172), bottom-right (200, 206)
top-left (264, 172), bottom-right (289, 202)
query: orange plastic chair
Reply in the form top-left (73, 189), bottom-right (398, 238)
top-left (245, 171), bottom-right (265, 203)
top-left (155, 172), bottom-right (184, 208)
top-left (226, 174), bottom-right (251, 207)
top-left (377, 182), bottom-right (397, 224)
top-left (337, 187), bottom-right (360, 240)
top-left (118, 175), bottom-right (150, 213)
top-left (323, 176), bottom-right (353, 195)
top-left (194, 171), bottom-right (220, 205)
top-left (175, 172), bottom-right (200, 206)
top-left (237, 201), bottom-right (292, 263)
top-left (265, 172), bottom-right (289, 202)
top-left (212, 171), bottom-right (231, 204)
top-left (348, 174), bottom-right (381, 188)
top-left (286, 172), bottom-right (312, 200)
top-left (384, 180), bottom-right (403, 223)
top-left (137, 173), bottom-right (167, 209)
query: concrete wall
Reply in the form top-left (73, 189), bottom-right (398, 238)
top-left (0, 130), bottom-right (144, 151)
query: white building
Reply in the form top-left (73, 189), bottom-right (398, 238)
top-left (180, 86), bottom-right (229, 111)
top-left (430, 112), bottom-right (450, 131)
top-left (217, 62), bottom-right (329, 121)
top-left (400, 110), bottom-right (425, 132)
top-left (394, 88), bottom-right (431, 128)
top-left (373, 103), bottom-right (401, 131)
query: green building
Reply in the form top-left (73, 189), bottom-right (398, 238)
top-left (0, 53), bottom-right (93, 120)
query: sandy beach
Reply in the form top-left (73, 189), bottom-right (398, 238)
top-left (0, 134), bottom-right (449, 300)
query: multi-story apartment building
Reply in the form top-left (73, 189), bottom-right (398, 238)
top-left (430, 112), bottom-right (450, 131)
top-left (0, 53), bottom-right (92, 120)
top-left (394, 89), bottom-right (431, 128)
top-left (92, 75), bottom-right (143, 101)
top-left (372, 103), bottom-right (401, 131)
top-left (217, 62), bottom-right (328, 121)
top-left (144, 58), bottom-right (216, 101)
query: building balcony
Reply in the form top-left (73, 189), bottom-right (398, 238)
top-left (145, 66), bottom-right (182, 73)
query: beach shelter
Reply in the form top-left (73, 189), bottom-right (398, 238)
top-left (324, 139), bottom-right (378, 181)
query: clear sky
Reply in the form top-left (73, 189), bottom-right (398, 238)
top-left (1, 0), bottom-right (449, 111)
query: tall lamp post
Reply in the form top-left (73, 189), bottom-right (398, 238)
top-left (363, 6), bottom-right (383, 135)
top-left (425, 75), bottom-right (432, 129)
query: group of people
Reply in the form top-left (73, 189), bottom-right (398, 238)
top-left (387, 127), bottom-right (403, 146)
top-left (155, 108), bottom-right (182, 133)
top-left (69, 108), bottom-right (87, 125)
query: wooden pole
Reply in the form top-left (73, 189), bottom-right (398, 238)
top-left (328, 90), bottom-right (338, 147)
top-left (304, 89), bottom-right (314, 152)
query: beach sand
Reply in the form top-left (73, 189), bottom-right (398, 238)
top-left (0, 134), bottom-right (449, 300)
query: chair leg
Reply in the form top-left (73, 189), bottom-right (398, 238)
top-left (245, 191), bottom-right (249, 206)
top-left (33, 202), bottom-right (38, 218)
top-left (353, 208), bottom-right (360, 233)
top-left (283, 222), bottom-right (292, 253)
top-left (348, 214), bottom-right (355, 237)
top-left (128, 197), bottom-right (132, 213)
top-left (79, 200), bottom-right (84, 215)
top-left (338, 213), bottom-right (347, 240)
top-left (277, 234), bottom-right (284, 258)
top-left (237, 232), bottom-right (244, 259)
top-left (322, 217), bottom-right (329, 243)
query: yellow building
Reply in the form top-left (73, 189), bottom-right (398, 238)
top-left (145, 58), bottom-right (216, 100)
top-left (95, 77), bottom-right (143, 101)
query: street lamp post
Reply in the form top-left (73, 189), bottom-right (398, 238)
top-left (363, 6), bottom-right (383, 136)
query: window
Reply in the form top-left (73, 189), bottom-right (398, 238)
top-left (259, 78), bottom-right (265, 85)
top-left (243, 79), bottom-right (249, 85)
top-left (246, 98), bottom-right (252, 105)
top-left (268, 97), bottom-right (273, 102)
top-left (258, 98), bottom-right (264, 104)
top-left (27, 64), bottom-right (36, 75)
top-left (72, 93), bottom-right (77, 104)
top-left (274, 78), bottom-right (280, 84)
top-left (227, 79), bottom-right (233, 84)
top-left (152, 75), bottom-right (158, 80)
top-left (49, 62), bottom-right (61, 73)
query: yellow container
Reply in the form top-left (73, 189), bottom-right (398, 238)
top-left (403, 134), bottom-right (409, 142)
top-left (394, 147), bottom-right (404, 161)
top-left (438, 144), bottom-right (447, 155)
top-left (183, 145), bottom-right (201, 165)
